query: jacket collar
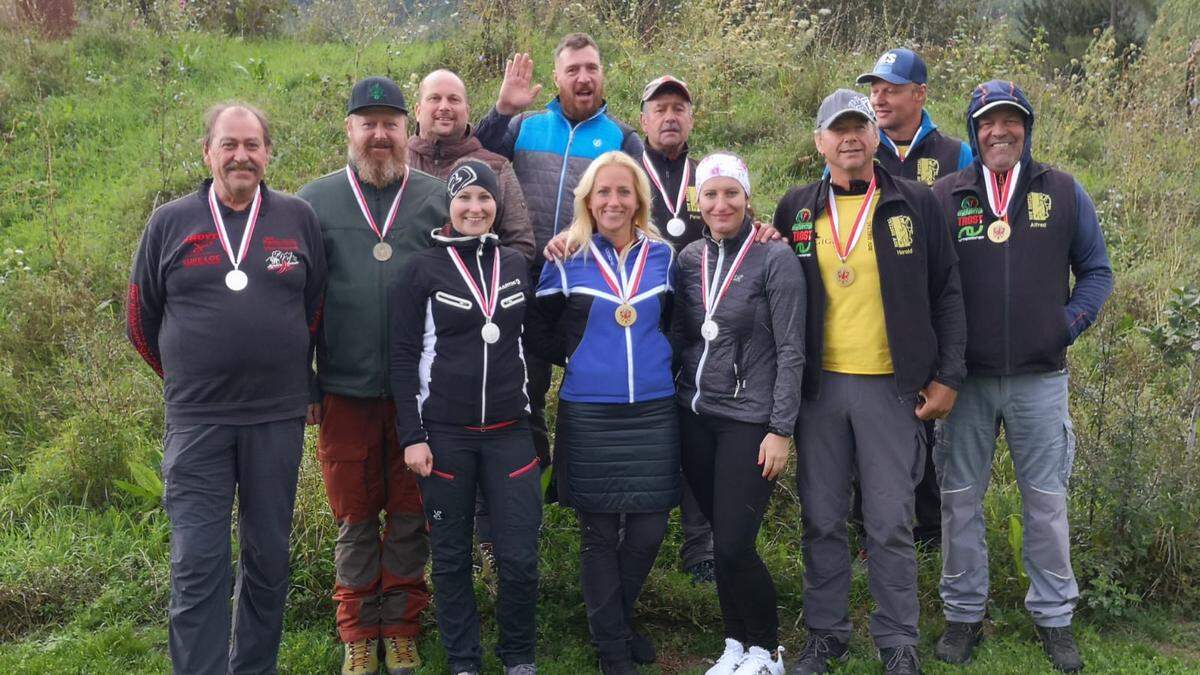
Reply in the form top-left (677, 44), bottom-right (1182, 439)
top-left (591, 229), bottom-right (647, 254)
top-left (950, 156), bottom-right (1049, 195)
top-left (407, 126), bottom-right (482, 161)
top-left (811, 162), bottom-right (905, 216)
top-left (430, 225), bottom-right (500, 250)
top-left (879, 109), bottom-right (937, 158)
top-left (643, 141), bottom-right (690, 170)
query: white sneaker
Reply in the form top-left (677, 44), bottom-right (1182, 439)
top-left (705, 638), bottom-right (746, 675)
top-left (732, 645), bottom-right (785, 675)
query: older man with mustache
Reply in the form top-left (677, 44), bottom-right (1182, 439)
top-left (126, 102), bottom-right (327, 674)
top-left (297, 77), bottom-right (449, 675)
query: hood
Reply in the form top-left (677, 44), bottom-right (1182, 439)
top-left (966, 80), bottom-right (1035, 166)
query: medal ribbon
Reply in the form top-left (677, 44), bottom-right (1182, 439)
top-left (446, 244), bottom-right (500, 321)
top-left (589, 236), bottom-right (651, 304)
top-left (641, 154), bottom-right (691, 220)
top-left (207, 183), bottom-right (262, 271)
top-left (826, 176), bottom-right (877, 264)
top-left (700, 224), bottom-right (756, 320)
top-left (982, 161), bottom-right (1021, 221)
top-left (345, 165), bottom-right (410, 241)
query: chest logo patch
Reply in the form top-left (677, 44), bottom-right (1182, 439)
top-left (956, 195), bottom-right (986, 241)
top-left (1027, 192), bottom-right (1052, 226)
top-left (266, 250), bottom-right (300, 274)
top-left (888, 215), bottom-right (914, 254)
top-left (592, 138), bottom-right (603, 148)
top-left (790, 208), bottom-right (815, 256)
top-left (916, 158), bottom-right (940, 186)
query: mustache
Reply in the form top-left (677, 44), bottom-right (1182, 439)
top-left (223, 162), bottom-right (258, 173)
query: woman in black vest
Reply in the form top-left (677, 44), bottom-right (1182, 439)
top-left (390, 160), bottom-right (541, 675)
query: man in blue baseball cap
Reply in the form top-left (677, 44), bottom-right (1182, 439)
top-left (857, 48), bottom-right (973, 187)
top-left (929, 80), bottom-right (1112, 672)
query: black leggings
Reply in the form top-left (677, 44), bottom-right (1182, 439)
top-left (678, 406), bottom-right (779, 648)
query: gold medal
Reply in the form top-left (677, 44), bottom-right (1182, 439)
top-left (835, 264), bottom-right (855, 287)
top-left (987, 220), bottom-right (1011, 244)
top-left (615, 303), bottom-right (638, 327)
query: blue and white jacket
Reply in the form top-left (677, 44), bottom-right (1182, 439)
top-left (526, 232), bottom-right (675, 404)
top-left (474, 98), bottom-right (644, 252)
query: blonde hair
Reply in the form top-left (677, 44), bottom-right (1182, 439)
top-left (564, 151), bottom-right (663, 263)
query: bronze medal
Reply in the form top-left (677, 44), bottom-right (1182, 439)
top-left (987, 220), bottom-right (1011, 244)
top-left (615, 303), bottom-right (638, 327)
top-left (835, 264), bottom-right (856, 287)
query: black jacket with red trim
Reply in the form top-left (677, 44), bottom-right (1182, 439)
top-left (125, 180), bottom-right (327, 425)
top-left (389, 229), bottom-right (532, 449)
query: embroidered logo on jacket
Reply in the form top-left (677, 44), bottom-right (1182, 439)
top-left (956, 195), bottom-right (986, 241)
top-left (916, 158), bottom-right (940, 186)
top-left (266, 250), bottom-right (300, 274)
top-left (183, 232), bottom-right (222, 267)
top-left (887, 215), bottom-right (914, 254)
top-left (1027, 192), bottom-right (1052, 227)
top-left (790, 208), bottom-right (815, 257)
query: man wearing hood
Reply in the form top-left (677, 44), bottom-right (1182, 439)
top-left (474, 32), bottom-right (644, 500)
top-left (406, 69), bottom-right (534, 261)
top-left (930, 80), bottom-right (1113, 672)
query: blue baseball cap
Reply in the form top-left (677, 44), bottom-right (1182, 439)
top-left (856, 48), bottom-right (927, 86)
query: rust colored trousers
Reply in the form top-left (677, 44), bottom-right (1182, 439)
top-left (318, 393), bottom-right (429, 643)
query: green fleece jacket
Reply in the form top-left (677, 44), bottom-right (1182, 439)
top-left (298, 166), bottom-right (449, 398)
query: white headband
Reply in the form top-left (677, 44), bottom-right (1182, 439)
top-left (695, 152), bottom-right (751, 197)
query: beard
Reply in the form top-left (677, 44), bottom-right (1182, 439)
top-left (347, 140), bottom-right (406, 187)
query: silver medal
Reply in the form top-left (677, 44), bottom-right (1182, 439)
top-left (480, 322), bottom-right (500, 344)
top-left (373, 241), bottom-right (393, 261)
top-left (667, 217), bottom-right (686, 238)
top-left (225, 269), bottom-right (248, 291)
top-left (701, 319), bottom-right (719, 341)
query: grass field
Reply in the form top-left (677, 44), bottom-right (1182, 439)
top-left (1, 3), bottom-right (1199, 673)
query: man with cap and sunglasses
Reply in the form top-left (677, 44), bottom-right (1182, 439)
top-left (929, 80), bottom-right (1112, 673)
top-left (297, 76), bottom-right (449, 675)
top-left (772, 89), bottom-right (966, 675)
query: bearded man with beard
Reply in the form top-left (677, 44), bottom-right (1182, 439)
top-left (297, 76), bottom-right (449, 675)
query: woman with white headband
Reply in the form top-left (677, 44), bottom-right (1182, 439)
top-left (672, 152), bottom-right (806, 675)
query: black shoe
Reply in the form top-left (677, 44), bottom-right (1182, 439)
top-left (629, 630), bottom-right (656, 665)
top-left (879, 645), bottom-right (922, 674)
top-left (787, 632), bottom-right (848, 674)
top-left (598, 655), bottom-right (638, 675)
top-left (1036, 625), bottom-right (1084, 672)
top-left (935, 621), bottom-right (983, 664)
top-left (686, 559), bottom-right (716, 586)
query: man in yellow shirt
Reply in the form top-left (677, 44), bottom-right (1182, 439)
top-left (772, 89), bottom-right (966, 675)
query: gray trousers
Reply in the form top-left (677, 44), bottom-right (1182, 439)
top-left (934, 371), bottom-right (1079, 628)
top-left (796, 371), bottom-right (925, 649)
top-left (161, 418), bottom-right (305, 675)
top-left (678, 479), bottom-right (714, 569)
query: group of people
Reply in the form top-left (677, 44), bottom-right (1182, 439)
top-left (126, 31), bottom-right (1113, 675)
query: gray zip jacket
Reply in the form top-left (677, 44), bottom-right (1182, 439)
top-left (672, 219), bottom-right (806, 436)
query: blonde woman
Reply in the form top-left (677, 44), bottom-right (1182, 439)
top-left (525, 151), bottom-right (680, 675)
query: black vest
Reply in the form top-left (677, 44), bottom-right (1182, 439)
top-left (876, 127), bottom-right (965, 187)
top-left (932, 161), bottom-right (1078, 375)
top-left (642, 143), bottom-right (704, 249)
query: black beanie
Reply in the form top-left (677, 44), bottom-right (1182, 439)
top-left (447, 160), bottom-right (502, 212)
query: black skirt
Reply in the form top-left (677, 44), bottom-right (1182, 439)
top-left (554, 396), bottom-right (681, 513)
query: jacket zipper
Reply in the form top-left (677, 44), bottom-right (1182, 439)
top-left (475, 242), bottom-right (489, 425)
top-left (551, 108), bottom-right (604, 235)
top-left (616, 244), bottom-right (636, 403)
top-left (691, 238), bottom-right (725, 412)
